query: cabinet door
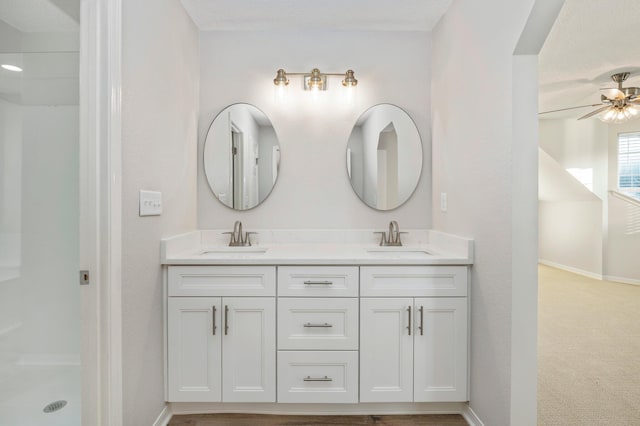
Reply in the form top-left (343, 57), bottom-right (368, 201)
top-left (360, 298), bottom-right (414, 402)
top-left (413, 297), bottom-right (468, 402)
top-left (167, 297), bottom-right (221, 402)
top-left (222, 297), bottom-right (276, 402)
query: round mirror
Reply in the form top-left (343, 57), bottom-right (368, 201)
top-left (204, 103), bottom-right (281, 210)
top-left (346, 104), bottom-right (422, 210)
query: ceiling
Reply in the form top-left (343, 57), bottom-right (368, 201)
top-left (539, 0), bottom-right (640, 119)
top-left (0, 0), bottom-right (78, 32)
top-left (180, 0), bottom-right (452, 31)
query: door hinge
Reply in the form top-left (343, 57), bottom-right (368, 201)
top-left (79, 270), bottom-right (90, 285)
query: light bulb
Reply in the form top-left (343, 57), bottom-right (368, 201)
top-left (600, 108), bottom-right (616, 122)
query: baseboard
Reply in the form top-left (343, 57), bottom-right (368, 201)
top-left (538, 259), bottom-right (603, 280)
top-left (604, 275), bottom-right (640, 286)
top-left (461, 404), bottom-right (485, 426)
top-left (153, 404), bottom-right (172, 426)
top-left (169, 402), bottom-right (468, 416)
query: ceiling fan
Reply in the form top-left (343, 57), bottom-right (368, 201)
top-left (540, 72), bottom-right (640, 123)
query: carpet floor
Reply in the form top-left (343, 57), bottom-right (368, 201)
top-left (538, 265), bottom-right (640, 425)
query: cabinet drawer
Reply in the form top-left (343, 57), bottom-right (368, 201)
top-left (278, 298), bottom-right (358, 350)
top-left (361, 266), bottom-right (467, 297)
top-left (168, 266), bottom-right (275, 296)
top-left (277, 266), bottom-right (358, 297)
top-left (277, 351), bottom-right (358, 403)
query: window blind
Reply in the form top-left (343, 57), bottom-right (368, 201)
top-left (618, 132), bottom-right (640, 200)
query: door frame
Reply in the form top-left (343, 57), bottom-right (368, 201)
top-left (79, 0), bottom-right (123, 424)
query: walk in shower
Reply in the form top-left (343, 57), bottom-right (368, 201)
top-left (0, 1), bottom-right (80, 425)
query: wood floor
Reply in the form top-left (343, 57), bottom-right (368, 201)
top-left (168, 414), bottom-right (468, 426)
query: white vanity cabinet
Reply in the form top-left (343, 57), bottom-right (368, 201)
top-left (164, 260), bottom-right (470, 407)
top-left (360, 266), bottom-right (468, 403)
top-left (276, 266), bottom-right (360, 403)
top-left (166, 266), bottom-right (276, 403)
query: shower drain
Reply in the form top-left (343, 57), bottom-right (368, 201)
top-left (43, 400), bottom-right (67, 413)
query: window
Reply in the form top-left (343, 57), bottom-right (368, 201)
top-left (618, 132), bottom-right (640, 200)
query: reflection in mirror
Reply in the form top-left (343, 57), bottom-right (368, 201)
top-left (346, 104), bottom-right (422, 210)
top-left (204, 104), bottom-right (280, 210)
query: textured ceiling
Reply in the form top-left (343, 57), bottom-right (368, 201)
top-left (539, 0), bottom-right (640, 119)
top-left (0, 0), bottom-right (78, 32)
top-left (180, 0), bottom-right (452, 31)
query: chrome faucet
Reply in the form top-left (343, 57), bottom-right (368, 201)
top-left (223, 221), bottom-right (257, 246)
top-left (374, 221), bottom-right (406, 246)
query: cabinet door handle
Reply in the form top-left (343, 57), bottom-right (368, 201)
top-left (407, 306), bottom-right (412, 336)
top-left (303, 376), bottom-right (333, 382)
top-left (224, 305), bottom-right (229, 335)
top-left (419, 305), bottom-right (424, 336)
top-left (303, 280), bottom-right (333, 285)
top-left (303, 322), bottom-right (333, 328)
top-left (212, 305), bottom-right (217, 336)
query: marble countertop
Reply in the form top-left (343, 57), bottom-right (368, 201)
top-left (161, 229), bottom-right (474, 266)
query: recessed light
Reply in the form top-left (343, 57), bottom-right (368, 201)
top-left (1, 64), bottom-right (23, 72)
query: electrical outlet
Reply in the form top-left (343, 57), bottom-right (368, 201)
top-left (440, 192), bottom-right (448, 212)
top-left (139, 190), bottom-right (162, 216)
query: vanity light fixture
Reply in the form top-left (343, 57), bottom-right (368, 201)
top-left (273, 68), bottom-right (357, 91)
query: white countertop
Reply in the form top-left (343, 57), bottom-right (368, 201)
top-left (161, 229), bottom-right (473, 266)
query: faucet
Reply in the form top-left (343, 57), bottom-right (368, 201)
top-left (374, 221), bottom-right (406, 246)
top-left (389, 220), bottom-right (399, 244)
top-left (223, 221), bottom-right (257, 246)
top-left (233, 220), bottom-right (242, 243)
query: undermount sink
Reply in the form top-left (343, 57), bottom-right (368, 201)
top-left (201, 247), bottom-right (268, 255)
top-left (366, 247), bottom-right (433, 255)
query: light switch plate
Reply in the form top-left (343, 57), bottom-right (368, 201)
top-left (440, 192), bottom-right (448, 212)
top-left (139, 190), bottom-right (162, 216)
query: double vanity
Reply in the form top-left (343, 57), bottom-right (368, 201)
top-left (161, 228), bottom-right (473, 410)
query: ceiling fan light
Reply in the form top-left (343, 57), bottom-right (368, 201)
top-left (600, 108), bottom-right (616, 122)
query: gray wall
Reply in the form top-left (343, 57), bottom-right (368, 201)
top-left (197, 30), bottom-right (432, 228)
top-left (121, 0), bottom-right (199, 424)
top-left (432, 0), bottom-right (543, 424)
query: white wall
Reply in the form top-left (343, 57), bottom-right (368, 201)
top-left (0, 99), bottom-right (21, 278)
top-left (19, 106), bottom-right (80, 359)
top-left (538, 118), bottom-right (640, 283)
top-left (121, 0), bottom-right (199, 424)
top-left (0, 20), bottom-right (81, 370)
top-left (539, 118), bottom-right (608, 200)
top-left (538, 146), bottom-right (604, 276)
top-left (0, 103), bottom-right (79, 366)
top-left (197, 30), bottom-right (431, 228)
top-left (432, 1), bottom-right (543, 424)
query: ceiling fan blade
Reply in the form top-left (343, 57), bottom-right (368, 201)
top-left (538, 104), bottom-right (602, 115)
top-left (578, 105), bottom-right (611, 120)
top-left (601, 88), bottom-right (626, 100)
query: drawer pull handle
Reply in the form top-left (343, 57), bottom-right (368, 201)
top-left (303, 280), bottom-right (333, 285)
top-left (303, 322), bottom-right (333, 328)
top-left (407, 306), bottom-right (412, 336)
top-left (419, 305), bottom-right (424, 336)
top-left (224, 305), bottom-right (229, 335)
top-left (303, 376), bottom-right (333, 382)
top-left (212, 305), bottom-right (217, 336)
